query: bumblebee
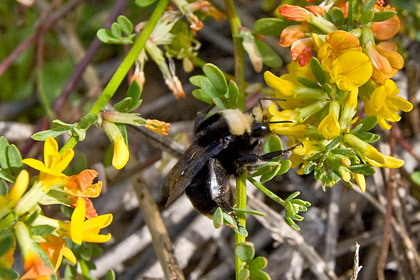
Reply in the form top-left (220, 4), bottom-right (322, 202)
top-left (162, 106), bottom-right (293, 217)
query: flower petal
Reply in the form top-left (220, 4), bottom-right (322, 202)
top-left (112, 135), bottom-right (129, 170)
top-left (70, 197), bottom-right (86, 245)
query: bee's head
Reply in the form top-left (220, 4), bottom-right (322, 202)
top-left (251, 121), bottom-right (270, 138)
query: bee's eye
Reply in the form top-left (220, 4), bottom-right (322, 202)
top-left (252, 123), bottom-right (269, 137)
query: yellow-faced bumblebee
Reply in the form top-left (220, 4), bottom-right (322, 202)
top-left (162, 106), bottom-right (293, 217)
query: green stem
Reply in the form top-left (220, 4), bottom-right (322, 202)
top-left (224, 0), bottom-right (245, 111)
top-left (248, 177), bottom-right (285, 207)
top-left (61, 0), bottom-right (169, 152)
top-left (235, 176), bottom-right (247, 278)
top-left (348, 0), bottom-right (354, 30)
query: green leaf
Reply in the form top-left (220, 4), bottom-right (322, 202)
top-left (254, 18), bottom-right (289, 36)
top-left (362, 0), bottom-right (377, 12)
top-left (0, 179), bottom-right (8, 196)
top-left (0, 233), bottom-right (14, 257)
top-left (0, 137), bottom-right (10, 170)
top-left (24, 208), bottom-right (40, 226)
top-left (297, 77), bottom-right (321, 88)
top-left (29, 225), bottom-right (56, 236)
top-left (6, 145), bottom-right (22, 176)
top-left (310, 57), bottom-right (326, 85)
top-left (238, 268), bottom-right (250, 280)
top-left (255, 38), bottom-right (283, 68)
top-left (303, 162), bottom-right (315, 174)
top-left (250, 256), bottom-right (268, 270)
top-left (114, 97), bottom-right (133, 112)
top-left (97, 29), bottom-right (112, 43)
top-left (198, 77), bottom-right (220, 99)
top-left (78, 114), bottom-right (99, 130)
top-left (192, 89), bottom-right (213, 105)
top-left (263, 135), bottom-right (283, 154)
top-left (286, 191), bottom-right (300, 201)
top-left (0, 170), bottom-right (14, 183)
top-left (330, 7), bottom-right (345, 27)
top-left (135, 0), bottom-right (157, 7)
top-left (189, 75), bottom-right (207, 87)
top-left (372, 10), bottom-right (397, 22)
top-left (325, 136), bottom-right (342, 150)
top-left (260, 163), bottom-right (281, 183)
top-left (348, 164), bottom-right (376, 175)
top-left (360, 9), bottom-right (374, 24)
top-left (110, 22), bottom-right (122, 38)
top-left (356, 116), bottom-right (378, 132)
top-left (277, 160), bottom-right (291, 176)
top-left (232, 208), bottom-right (265, 216)
top-left (213, 207), bottom-right (223, 229)
top-left (105, 270), bottom-right (116, 280)
top-left (127, 80), bottom-right (142, 99)
top-left (117, 16), bottom-right (134, 35)
top-left (39, 190), bottom-right (74, 205)
top-left (203, 63), bottom-right (228, 94)
top-left (80, 244), bottom-right (93, 261)
top-left (31, 128), bottom-right (70, 141)
top-left (235, 242), bottom-right (255, 263)
top-left (285, 201), bottom-right (295, 217)
top-left (353, 131), bottom-right (380, 143)
top-left (0, 267), bottom-right (19, 279)
top-left (411, 171), bottom-right (420, 186)
top-left (227, 80), bottom-right (239, 108)
top-left (64, 264), bottom-right (78, 280)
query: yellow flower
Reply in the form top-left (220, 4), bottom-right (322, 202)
top-left (281, 60), bottom-right (317, 85)
top-left (39, 235), bottom-right (76, 272)
top-left (344, 134), bottom-right (404, 168)
top-left (0, 170), bottom-right (29, 211)
top-left (102, 121), bottom-right (130, 170)
top-left (318, 30), bottom-right (362, 71)
top-left (317, 111), bottom-right (341, 140)
top-left (330, 51), bottom-right (373, 91)
top-left (354, 173), bottom-right (366, 192)
top-left (22, 137), bottom-right (74, 188)
top-left (363, 79), bottom-right (413, 130)
top-left (113, 135), bottom-right (129, 170)
top-left (69, 197), bottom-right (113, 245)
top-left (264, 71), bottom-right (305, 110)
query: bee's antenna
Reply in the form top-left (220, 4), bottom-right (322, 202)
top-left (258, 97), bottom-right (286, 110)
top-left (264, 120), bottom-right (293, 124)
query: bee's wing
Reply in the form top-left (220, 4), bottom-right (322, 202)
top-left (163, 138), bottom-right (227, 207)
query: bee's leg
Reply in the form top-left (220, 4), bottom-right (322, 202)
top-left (208, 158), bottom-right (244, 230)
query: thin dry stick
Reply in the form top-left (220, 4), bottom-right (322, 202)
top-left (351, 243), bottom-right (363, 280)
top-left (324, 184), bottom-right (341, 271)
top-left (356, 189), bottom-right (420, 268)
top-left (377, 125), bottom-right (396, 280)
top-left (132, 175), bottom-right (185, 280)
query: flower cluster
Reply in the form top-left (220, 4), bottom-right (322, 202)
top-left (0, 137), bottom-right (112, 279)
top-left (265, 0), bottom-right (412, 190)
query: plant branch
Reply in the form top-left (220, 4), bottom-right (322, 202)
top-left (61, 0), bottom-right (169, 152)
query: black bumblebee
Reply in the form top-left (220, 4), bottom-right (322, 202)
top-left (162, 106), bottom-right (294, 217)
